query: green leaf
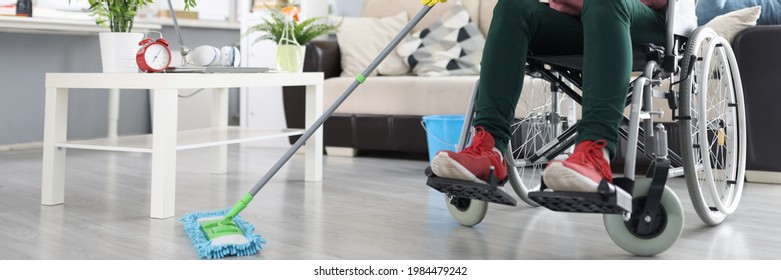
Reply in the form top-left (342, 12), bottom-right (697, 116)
top-left (84, 0), bottom-right (198, 32)
top-left (244, 6), bottom-right (340, 45)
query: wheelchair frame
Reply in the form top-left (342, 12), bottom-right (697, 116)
top-left (427, 0), bottom-right (747, 256)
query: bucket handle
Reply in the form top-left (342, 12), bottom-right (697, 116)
top-left (420, 120), bottom-right (460, 151)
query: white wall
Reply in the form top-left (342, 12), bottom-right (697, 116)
top-left (239, 12), bottom-right (288, 147)
top-left (238, 0), bottom-right (356, 148)
top-left (333, 0), bottom-right (362, 16)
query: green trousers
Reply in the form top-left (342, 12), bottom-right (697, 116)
top-left (473, 0), bottom-right (666, 158)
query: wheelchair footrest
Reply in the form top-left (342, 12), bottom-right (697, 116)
top-left (528, 180), bottom-right (632, 214)
top-left (424, 167), bottom-right (517, 207)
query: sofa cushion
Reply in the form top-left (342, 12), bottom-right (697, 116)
top-left (335, 12), bottom-right (410, 77)
top-left (397, 2), bottom-right (485, 76)
top-left (478, 0), bottom-right (498, 35)
top-left (324, 76), bottom-right (478, 116)
top-left (324, 76), bottom-right (552, 117)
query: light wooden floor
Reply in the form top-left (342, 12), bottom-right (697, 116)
top-left (1, 145), bottom-right (780, 260)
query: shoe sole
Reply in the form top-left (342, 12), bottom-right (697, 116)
top-left (542, 162), bottom-right (599, 192)
top-left (431, 153), bottom-right (487, 184)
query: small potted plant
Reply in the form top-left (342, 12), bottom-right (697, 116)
top-left (245, 6), bottom-right (340, 72)
top-left (81, 0), bottom-right (196, 72)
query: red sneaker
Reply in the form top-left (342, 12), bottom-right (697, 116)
top-left (431, 126), bottom-right (507, 184)
top-left (542, 140), bottom-right (612, 192)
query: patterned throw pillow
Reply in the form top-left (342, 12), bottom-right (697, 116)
top-left (397, 2), bottom-right (485, 76)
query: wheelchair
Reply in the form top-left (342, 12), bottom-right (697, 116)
top-left (425, 0), bottom-right (746, 256)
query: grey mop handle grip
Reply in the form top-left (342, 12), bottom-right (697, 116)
top-left (247, 5), bottom-right (436, 196)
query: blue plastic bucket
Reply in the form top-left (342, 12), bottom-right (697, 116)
top-left (422, 114), bottom-right (465, 164)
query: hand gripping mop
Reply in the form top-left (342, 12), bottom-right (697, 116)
top-left (181, 1), bottom-right (445, 259)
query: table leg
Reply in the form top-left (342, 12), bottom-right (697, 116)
top-left (107, 88), bottom-right (120, 138)
top-left (150, 89), bottom-right (178, 219)
top-left (211, 87), bottom-right (229, 175)
top-left (41, 87), bottom-right (68, 205)
top-left (305, 84), bottom-right (323, 181)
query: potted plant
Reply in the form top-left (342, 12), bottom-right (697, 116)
top-left (246, 6), bottom-right (340, 72)
top-left (81, 0), bottom-right (196, 72)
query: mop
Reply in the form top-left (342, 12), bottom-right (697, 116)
top-left (181, 1), bottom-right (445, 259)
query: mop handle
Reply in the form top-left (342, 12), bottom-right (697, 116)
top-left (220, 4), bottom-right (438, 223)
top-left (247, 4), bottom-right (436, 197)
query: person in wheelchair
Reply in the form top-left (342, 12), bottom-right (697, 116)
top-left (429, 0), bottom-right (668, 192)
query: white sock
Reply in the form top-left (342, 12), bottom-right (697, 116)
top-left (493, 147), bottom-right (503, 161)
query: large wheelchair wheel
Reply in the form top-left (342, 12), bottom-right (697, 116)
top-left (679, 26), bottom-right (747, 226)
top-left (506, 77), bottom-right (573, 207)
top-left (445, 195), bottom-right (488, 227)
top-left (604, 178), bottom-right (684, 256)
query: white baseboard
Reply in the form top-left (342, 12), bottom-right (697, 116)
top-left (746, 170), bottom-right (781, 185)
top-left (0, 141), bottom-right (43, 152)
top-left (325, 147), bottom-right (357, 157)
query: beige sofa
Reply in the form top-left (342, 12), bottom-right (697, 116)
top-left (284, 0), bottom-right (669, 155)
top-left (283, 0), bottom-right (554, 156)
top-left (283, 0), bottom-right (668, 153)
top-left (283, 0), bottom-right (674, 159)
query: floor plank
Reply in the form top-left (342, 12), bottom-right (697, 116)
top-left (0, 145), bottom-right (779, 259)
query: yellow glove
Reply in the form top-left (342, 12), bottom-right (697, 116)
top-left (422, 0), bottom-right (446, 7)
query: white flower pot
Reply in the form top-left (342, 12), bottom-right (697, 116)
top-left (99, 32), bottom-right (144, 73)
top-left (277, 45), bottom-right (306, 73)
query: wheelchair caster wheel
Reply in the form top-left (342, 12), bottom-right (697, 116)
top-left (603, 178), bottom-right (684, 256)
top-left (445, 195), bottom-right (488, 227)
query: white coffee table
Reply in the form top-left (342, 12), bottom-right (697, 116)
top-left (41, 72), bottom-right (324, 219)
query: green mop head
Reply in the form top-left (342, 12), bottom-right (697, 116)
top-left (180, 207), bottom-right (266, 259)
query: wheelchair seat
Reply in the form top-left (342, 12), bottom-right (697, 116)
top-left (528, 46), bottom-right (650, 72)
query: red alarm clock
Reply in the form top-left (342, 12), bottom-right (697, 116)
top-left (137, 32), bottom-right (172, 73)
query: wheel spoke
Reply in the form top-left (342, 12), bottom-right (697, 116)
top-left (679, 28), bottom-right (746, 223)
top-left (505, 76), bottom-right (569, 206)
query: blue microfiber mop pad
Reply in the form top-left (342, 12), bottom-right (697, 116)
top-left (180, 208), bottom-right (266, 259)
